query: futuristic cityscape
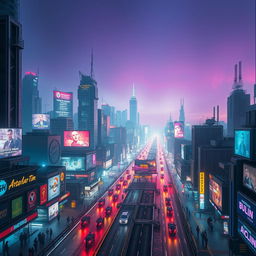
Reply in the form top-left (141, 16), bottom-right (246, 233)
top-left (0, 0), bottom-right (255, 256)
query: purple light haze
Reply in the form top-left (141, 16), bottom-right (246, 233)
top-left (21, 0), bottom-right (255, 128)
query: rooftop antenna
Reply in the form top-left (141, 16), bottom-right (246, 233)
top-left (239, 61), bottom-right (242, 84)
top-left (90, 49), bottom-right (94, 78)
top-left (234, 64), bottom-right (237, 84)
top-left (132, 83), bottom-right (135, 97)
top-left (213, 106), bottom-right (215, 120)
top-left (217, 105), bottom-right (219, 124)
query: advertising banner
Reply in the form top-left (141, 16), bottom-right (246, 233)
top-left (238, 219), bottom-right (256, 254)
top-left (237, 192), bottom-right (256, 229)
top-left (40, 184), bottom-right (47, 205)
top-left (0, 128), bottom-right (22, 159)
top-left (32, 114), bottom-right (50, 130)
top-left (48, 202), bottom-right (59, 221)
top-left (86, 154), bottom-right (96, 170)
top-left (53, 91), bottom-right (73, 118)
top-left (27, 189), bottom-right (37, 211)
top-left (61, 157), bottom-right (85, 171)
top-left (243, 164), bottom-right (256, 193)
top-left (63, 131), bottom-right (90, 147)
top-left (209, 177), bottom-right (222, 211)
top-left (235, 130), bottom-right (250, 158)
top-left (0, 172), bottom-right (37, 198)
top-left (12, 196), bottom-right (23, 219)
top-left (174, 121), bottom-right (184, 138)
top-left (48, 175), bottom-right (60, 201)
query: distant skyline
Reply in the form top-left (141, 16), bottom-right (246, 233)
top-left (21, 0), bottom-right (255, 128)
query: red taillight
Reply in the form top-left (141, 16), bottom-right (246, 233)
top-left (88, 240), bottom-right (91, 244)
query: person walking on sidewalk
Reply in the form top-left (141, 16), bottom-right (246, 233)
top-left (46, 228), bottom-right (49, 238)
top-left (33, 238), bottom-right (38, 252)
top-left (67, 216), bottom-right (70, 225)
top-left (205, 236), bottom-right (208, 248)
top-left (50, 228), bottom-right (53, 239)
top-left (196, 225), bottom-right (200, 239)
top-left (4, 241), bottom-right (9, 256)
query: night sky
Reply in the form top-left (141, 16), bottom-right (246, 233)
top-left (21, 0), bottom-right (255, 128)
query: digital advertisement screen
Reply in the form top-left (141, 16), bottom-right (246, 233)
top-left (209, 177), bottom-right (222, 211)
top-left (12, 196), bottom-right (23, 219)
top-left (0, 128), bottom-right (22, 159)
top-left (64, 131), bottom-right (90, 147)
top-left (48, 175), bottom-right (60, 201)
top-left (53, 90), bottom-right (73, 118)
top-left (32, 114), bottom-right (50, 130)
top-left (181, 144), bottom-right (185, 159)
top-left (243, 164), bottom-right (256, 193)
top-left (237, 192), bottom-right (256, 229)
top-left (40, 184), bottom-right (48, 205)
top-left (234, 130), bottom-right (250, 158)
top-left (86, 154), bottom-right (96, 169)
top-left (48, 202), bottom-right (59, 221)
top-left (27, 190), bottom-right (37, 211)
top-left (174, 122), bottom-right (184, 138)
top-left (61, 157), bottom-right (85, 171)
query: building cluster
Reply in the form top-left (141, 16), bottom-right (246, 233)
top-left (166, 61), bottom-right (256, 255)
top-left (0, 1), bottom-right (151, 244)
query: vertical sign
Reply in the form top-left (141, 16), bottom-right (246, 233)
top-left (199, 172), bottom-right (205, 209)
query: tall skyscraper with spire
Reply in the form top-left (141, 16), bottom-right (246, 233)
top-left (129, 84), bottom-right (138, 128)
top-left (78, 51), bottom-right (98, 149)
top-left (227, 61), bottom-right (250, 136)
top-left (179, 99), bottom-right (185, 123)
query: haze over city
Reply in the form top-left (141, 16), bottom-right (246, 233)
top-left (21, 0), bottom-right (255, 128)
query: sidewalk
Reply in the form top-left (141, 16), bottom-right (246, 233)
top-left (168, 166), bottom-right (229, 256)
top-left (0, 162), bottom-right (130, 256)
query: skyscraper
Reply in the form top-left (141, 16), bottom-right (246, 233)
top-left (0, 6), bottom-right (23, 128)
top-left (121, 109), bottom-right (128, 127)
top-left (22, 72), bottom-right (42, 134)
top-left (129, 84), bottom-right (138, 128)
top-left (78, 54), bottom-right (98, 149)
top-left (227, 62), bottom-right (250, 137)
top-left (179, 99), bottom-right (185, 123)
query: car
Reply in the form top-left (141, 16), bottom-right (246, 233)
top-left (119, 211), bottom-right (129, 224)
top-left (168, 223), bottom-right (177, 237)
top-left (123, 180), bottom-right (128, 186)
top-left (116, 184), bottom-right (121, 191)
top-left (127, 174), bottom-right (131, 180)
top-left (163, 185), bottom-right (168, 192)
top-left (96, 217), bottom-right (104, 229)
top-left (81, 215), bottom-right (90, 228)
top-left (161, 167), bottom-right (164, 172)
top-left (105, 206), bottom-right (112, 217)
top-left (108, 189), bottom-right (114, 196)
top-left (166, 207), bottom-right (173, 217)
top-left (120, 177), bottom-right (124, 182)
top-left (165, 197), bottom-right (171, 206)
top-left (160, 174), bottom-right (164, 179)
top-left (113, 193), bottom-right (119, 202)
top-left (98, 198), bottom-right (105, 207)
top-left (84, 232), bottom-right (95, 249)
top-left (126, 170), bottom-right (130, 174)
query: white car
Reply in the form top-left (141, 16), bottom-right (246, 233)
top-left (119, 211), bottom-right (129, 224)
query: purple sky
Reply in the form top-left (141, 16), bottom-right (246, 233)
top-left (21, 0), bottom-right (255, 128)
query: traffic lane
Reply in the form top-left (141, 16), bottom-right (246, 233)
top-left (97, 207), bottom-right (133, 256)
top-left (48, 162), bottom-right (135, 256)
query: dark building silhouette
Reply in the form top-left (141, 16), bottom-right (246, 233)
top-left (0, 12), bottom-right (23, 128)
top-left (165, 114), bottom-right (174, 153)
top-left (22, 72), bottom-right (42, 134)
top-left (129, 84), bottom-right (138, 128)
top-left (227, 62), bottom-right (250, 137)
top-left (78, 55), bottom-right (98, 149)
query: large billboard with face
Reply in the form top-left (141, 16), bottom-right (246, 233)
top-left (174, 122), bottom-right (184, 138)
top-left (234, 130), bottom-right (250, 158)
top-left (53, 91), bottom-right (73, 118)
top-left (86, 154), bottom-right (96, 170)
top-left (32, 114), bottom-right (50, 130)
top-left (61, 157), bottom-right (85, 171)
top-left (243, 164), bottom-right (256, 193)
top-left (48, 175), bottom-right (60, 201)
top-left (0, 128), bottom-right (22, 159)
top-left (48, 202), bottom-right (59, 221)
top-left (209, 176), bottom-right (222, 211)
top-left (64, 131), bottom-right (90, 147)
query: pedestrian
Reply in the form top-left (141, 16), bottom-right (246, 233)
top-left (4, 241), bottom-right (9, 256)
top-left (33, 238), bottom-right (38, 252)
top-left (71, 216), bottom-right (74, 223)
top-left (42, 232), bottom-right (45, 246)
top-left (49, 228), bottom-right (53, 239)
top-left (67, 216), bottom-right (70, 225)
top-left (196, 225), bottom-right (200, 238)
top-left (46, 228), bottom-right (49, 237)
top-left (57, 214), bottom-right (60, 222)
top-left (38, 233), bottom-right (42, 245)
top-left (205, 236), bottom-right (208, 248)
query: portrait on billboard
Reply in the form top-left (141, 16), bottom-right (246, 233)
top-left (209, 177), bottom-right (222, 211)
top-left (64, 131), bottom-right (90, 147)
top-left (0, 128), bottom-right (22, 158)
top-left (32, 114), bottom-right (50, 130)
top-left (235, 130), bottom-right (250, 158)
top-left (243, 164), bottom-right (256, 193)
top-left (174, 122), bottom-right (184, 138)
